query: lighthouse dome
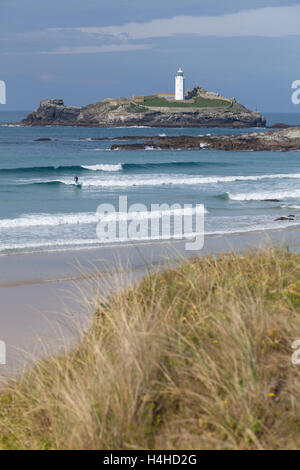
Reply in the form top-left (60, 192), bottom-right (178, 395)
top-left (176, 68), bottom-right (184, 76)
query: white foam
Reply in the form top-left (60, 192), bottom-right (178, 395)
top-left (81, 164), bottom-right (122, 172)
top-left (0, 232), bottom-right (205, 253)
top-left (0, 239), bottom-right (102, 253)
top-left (20, 172), bottom-right (300, 190)
top-left (208, 173), bottom-right (300, 184)
top-left (280, 204), bottom-right (300, 210)
top-left (228, 189), bottom-right (300, 201)
top-left (0, 124), bottom-right (21, 128)
top-left (2, 218), bottom-right (300, 254)
top-left (98, 206), bottom-right (208, 222)
top-left (60, 173), bottom-right (300, 188)
top-left (0, 212), bottom-right (99, 229)
top-left (0, 206), bottom-right (208, 229)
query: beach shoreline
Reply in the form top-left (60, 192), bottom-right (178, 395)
top-left (0, 225), bottom-right (299, 287)
top-left (0, 226), bottom-right (299, 380)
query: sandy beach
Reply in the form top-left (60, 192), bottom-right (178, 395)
top-left (0, 226), bottom-right (299, 381)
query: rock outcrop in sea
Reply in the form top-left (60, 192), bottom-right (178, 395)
top-left (109, 127), bottom-right (300, 152)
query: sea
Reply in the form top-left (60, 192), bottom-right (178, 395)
top-left (0, 111), bottom-right (299, 255)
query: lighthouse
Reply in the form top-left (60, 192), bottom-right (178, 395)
top-left (175, 68), bottom-right (185, 101)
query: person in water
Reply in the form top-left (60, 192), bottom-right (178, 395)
top-left (74, 176), bottom-right (79, 184)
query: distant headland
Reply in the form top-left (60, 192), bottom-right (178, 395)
top-left (18, 68), bottom-right (266, 128)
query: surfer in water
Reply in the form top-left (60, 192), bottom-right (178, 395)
top-left (74, 176), bottom-right (79, 185)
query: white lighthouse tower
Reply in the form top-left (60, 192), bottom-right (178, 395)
top-left (175, 68), bottom-right (185, 101)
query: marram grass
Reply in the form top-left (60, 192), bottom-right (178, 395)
top-left (0, 248), bottom-right (300, 450)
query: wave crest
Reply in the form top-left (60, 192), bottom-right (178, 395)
top-left (0, 206), bottom-right (207, 229)
top-left (226, 190), bottom-right (300, 201)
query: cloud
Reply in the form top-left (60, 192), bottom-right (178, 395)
top-left (75, 5), bottom-right (300, 39)
top-left (2, 5), bottom-right (299, 56)
top-left (37, 44), bottom-right (151, 55)
top-left (0, 27), bottom-right (151, 55)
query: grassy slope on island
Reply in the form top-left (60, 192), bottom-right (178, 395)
top-left (0, 248), bottom-right (300, 450)
top-left (142, 95), bottom-right (231, 108)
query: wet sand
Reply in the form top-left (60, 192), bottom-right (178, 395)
top-left (0, 227), bottom-right (299, 381)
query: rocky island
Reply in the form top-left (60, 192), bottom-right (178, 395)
top-left (18, 86), bottom-right (266, 128)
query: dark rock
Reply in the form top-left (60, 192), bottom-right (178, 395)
top-left (90, 136), bottom-right (151, 141)
top-left (275, 217), bottom-right (294, 221)
top-left (22, 99), bottom-right (81, 126)
top-left (263, 199), bottom-right (281, 202)
top-left (270, 123), bottom-right (291, 129)
top-left (108, 128), bottom-right (300, 152)
top-left (111, 143), bottom-right (147, 151)
top-left (35, 137), bottom-right (52, 141)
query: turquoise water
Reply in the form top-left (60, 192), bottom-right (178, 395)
top-left (0, 111), bottom-right (299, 254)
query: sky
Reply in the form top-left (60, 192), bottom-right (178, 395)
top-left (1, 0), bottom-right (300, 112)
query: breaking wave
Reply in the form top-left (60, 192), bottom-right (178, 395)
top-left (20, 173), bottom-right (300, 189)
top-left (0, 206), bottom-right (207, 229)
top-left (225, 190), bottom-right (300, 201)
top-left (0, 161), bottom-right (234, 174)
top-left (280, 204), bottom-right (300, 210)
top-left (81, 164), bottom-right (122, 172)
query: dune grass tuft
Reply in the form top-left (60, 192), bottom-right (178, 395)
top-left (0, 248), bottom-right (300, 449)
